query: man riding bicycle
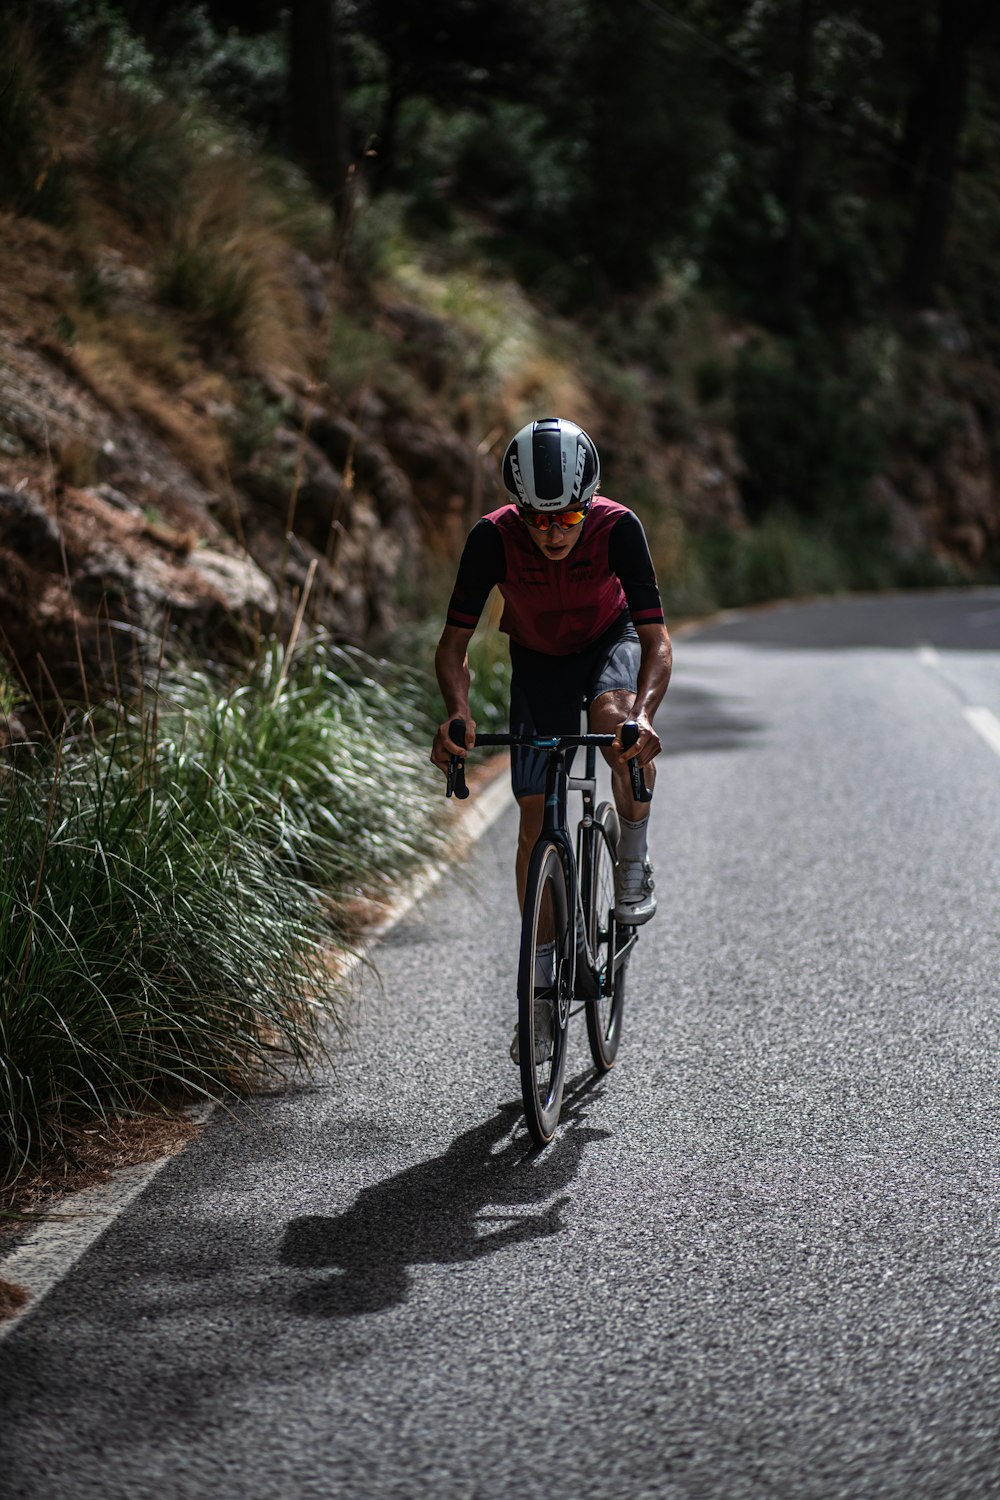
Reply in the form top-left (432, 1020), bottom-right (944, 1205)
top-left (431, 417), bottom-right (672, 1048)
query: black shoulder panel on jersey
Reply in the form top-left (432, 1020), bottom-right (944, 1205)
top-left (608, 511), bottom-right (665, 626)
top-left (445, 518), bottom-right (505, 631)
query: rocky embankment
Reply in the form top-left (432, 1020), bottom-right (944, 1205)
top-left (2, 212), bottom-right (998, 732)
top-left (0, 246), bottom-right (496, 720)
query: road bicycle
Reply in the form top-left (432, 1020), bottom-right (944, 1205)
top-left (447, 719), bottom-right (650, 1146)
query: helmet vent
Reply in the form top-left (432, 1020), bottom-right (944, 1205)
top-left (532, 429), bottom-right (566, 501)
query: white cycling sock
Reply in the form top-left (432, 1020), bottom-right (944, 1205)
top-left (534, 941), bottom-right (555, 986)
top-left (618, 813), bottom-right (650, 863)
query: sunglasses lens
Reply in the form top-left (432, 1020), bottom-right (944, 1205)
top-left (524, 508), bottom-right (587, 531)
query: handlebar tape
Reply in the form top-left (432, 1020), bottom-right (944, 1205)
top-left (446, 718), bottom-right (470, 799)
top-left (621, 720), bottom-right (652, 803)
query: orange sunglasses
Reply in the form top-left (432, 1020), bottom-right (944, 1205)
top-left (520, 507), bottom-right (588, 532)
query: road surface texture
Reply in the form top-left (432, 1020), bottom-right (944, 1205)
top-left (1, 591), bottom-right (998, 1499)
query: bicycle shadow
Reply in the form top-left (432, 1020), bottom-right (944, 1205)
top-left (280, 1074), bottom-right (609, 1318)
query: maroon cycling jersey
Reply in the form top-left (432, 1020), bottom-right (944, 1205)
top-left (446, 496), bottom-right (664, 656)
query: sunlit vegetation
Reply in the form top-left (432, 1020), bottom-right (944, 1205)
top-left (0, 638), bottom-right (451, 1190)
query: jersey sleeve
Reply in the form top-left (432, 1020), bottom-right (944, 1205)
top-left (608, 511), bottom-right (665, 626)
top-left (446, 519), bottom-right (505, 631)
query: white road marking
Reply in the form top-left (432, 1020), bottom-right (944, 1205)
top-left (0, 1103), bottom-right (213, 1340)
top-left (964, 706), bottom-right (1000, 760)
top-left (917, 645), bottom-right (940, 668)
top-left (0, 771), bottom-right (514, 1339)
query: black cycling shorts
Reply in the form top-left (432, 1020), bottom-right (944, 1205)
top-left (508, 614), bottom-right (640, 799)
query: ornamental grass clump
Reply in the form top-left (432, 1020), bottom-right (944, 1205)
top-left (0, 720), bottom-right (331, 1188)
top-left (163, 637), bottom-right (450, 911)
top-left (0, 638), bottom-right (450, 1189)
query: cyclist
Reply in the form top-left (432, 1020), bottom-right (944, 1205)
top-left (430, 417), bottom-right (672, 1051)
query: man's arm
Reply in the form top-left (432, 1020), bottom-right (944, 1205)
top-left (606, 511), bottom-right (671, 768)
top-left (430, 625), bottom-right (477, 773)
top-left (618, 622), bottom-right (672, 768)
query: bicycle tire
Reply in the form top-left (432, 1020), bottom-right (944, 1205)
top-left (517, 839), bottom-right (571, 1146)
top-left (584, 802), bottom-right (626, 1071)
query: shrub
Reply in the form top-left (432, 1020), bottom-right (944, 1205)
top-left (156, 237), bottom-right (259, 346)
top-left (163, 637), bottom-right (449, 904)
top-left (89, 86), bottom-right (193, 233)
top-left (691, 513), bottom-right (850, 606)
top-left (0, 636), bottom-right (452, 1189)
top-left (0, 20), bottom-right (75, 223)
top-left (0, 720), bottom-right (330, 1188)
top-left (733, 333), bottom-right (885, 525)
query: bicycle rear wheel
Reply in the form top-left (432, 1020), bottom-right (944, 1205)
top-left (584, 802), bottom-right (626, 1071)
top-left (517, 839), bottom-right (571, 1146)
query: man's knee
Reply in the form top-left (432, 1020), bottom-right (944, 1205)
top-left (590, 689), bottom-right (633, 736)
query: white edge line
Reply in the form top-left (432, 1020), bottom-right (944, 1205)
top-left (0, 1101), bottom-right (214, 1340)
top-left (0, 772), bottom-right (514, 1338)
top-left (964, 706), bottom-right (1000, 760)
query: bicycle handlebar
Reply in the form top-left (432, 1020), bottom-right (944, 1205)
top-left (445, 719), bottom-right (652, 801)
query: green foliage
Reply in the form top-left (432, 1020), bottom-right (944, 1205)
top-left (0, 656), bottom-right (24, 720)
top-left (693, 514), bottom-right (851, 607)
top-left (145, 6), bottom-right (288, 136)
top-left (156, 238), bottom-right (258, 346)
top-left (466, 628), bottom-right (512, 735)
top-left (223, 384), bottom-right (288, 467)
top-left (570, 0), bottom-right (726, 290)
top-left (0, 722), bottom-right (330, 1187)
top-left (165, 637), bottom-right (448, 900)
top-left (733, 334), bottom-right (886, 529)
top-left (92, 88), bottom-right (194, 233)
top-left (326, 305), bottom-right (399, 398)
top-left (0, 21), bottom-right (75, 223)
top-left (0, 637), bottom-right (450, 1188)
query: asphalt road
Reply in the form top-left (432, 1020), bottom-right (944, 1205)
top-left (2, 591), bottom-right (999, 1500)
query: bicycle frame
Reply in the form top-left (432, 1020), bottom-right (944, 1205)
top-left (446, 719), bottom-right (645, 1144)
top-left (466, 731), bottom-right (638, 1000)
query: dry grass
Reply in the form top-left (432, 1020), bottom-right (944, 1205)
top-left (155, 155), bottom-right (317, 370)
top-left (386, 259), bottom-right (592, 436)
top-left (0, 1280), bottom-right (29, 1319)
top-left (0, 1109), bottom-right (203, 1234)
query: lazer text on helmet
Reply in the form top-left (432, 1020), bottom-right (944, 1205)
top-left (572, 441), bottom-right (587, 500)
top-left (509, 453), bottom-right (528, 502)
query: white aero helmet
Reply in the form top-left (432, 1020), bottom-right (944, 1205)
top-left (501, 417), bottom-right (600, 513)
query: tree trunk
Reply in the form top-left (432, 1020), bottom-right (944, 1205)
top-left (371, 77), bottom-right (405, 195)
top-left (900, 0), bottom-right (989, 307)
top-left (782, 0), bottom-right (813, 332)
top-left (287, 0), bottom-right (349, 220)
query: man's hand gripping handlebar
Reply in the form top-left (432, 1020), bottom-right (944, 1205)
top-left (619, 720), bottom-right (653, 804)
top-left (446, 718), bottom-right (471, 800)
top-left (442, 719), bottom-right (652, 801)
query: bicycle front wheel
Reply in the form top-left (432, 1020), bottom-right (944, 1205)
top-left (584, 802), bottom-right (626, 1071)
top-left (517, 839), bottom-right (571, 1146)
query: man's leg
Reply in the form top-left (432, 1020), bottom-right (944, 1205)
top-left (590, 687), bottom-right (657, 924)
top-left (589, 687), bottom-right (657, 820)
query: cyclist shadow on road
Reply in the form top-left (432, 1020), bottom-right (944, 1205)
top-left (280, 1076), bottom-right (609, 1319)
